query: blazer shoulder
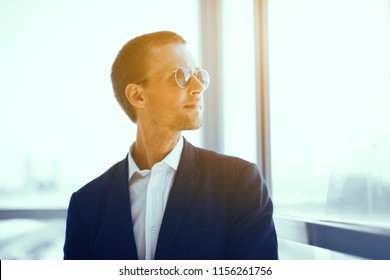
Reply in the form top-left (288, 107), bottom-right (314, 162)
top-left (74, 157), bottom-right (127, 199)
top-left (195, 145), bottom-right (258, 170)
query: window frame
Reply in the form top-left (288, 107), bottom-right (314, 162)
top-left (255, 0), bottom-right (390, 259)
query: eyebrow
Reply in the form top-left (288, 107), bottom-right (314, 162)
top-left (172, 65), bottom-right (202, 71)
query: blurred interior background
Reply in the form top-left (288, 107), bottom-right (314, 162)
top-left (0, 0), bottom-right (389, 260)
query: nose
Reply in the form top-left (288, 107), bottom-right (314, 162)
top-left (187, 73), bottom-right (205, 96)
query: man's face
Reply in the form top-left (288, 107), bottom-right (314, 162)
top-left (138, 43), bottom-right (205, 133)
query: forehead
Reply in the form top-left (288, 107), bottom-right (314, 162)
top-left (148, 44), bottom-right (198, 74)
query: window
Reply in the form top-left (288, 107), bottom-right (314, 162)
top-left (267, 0), bottom-right (390, 258)
top-left (0, 0), bottom-right (201, 259)
top-left (221, 0), bottom-right (257, 162)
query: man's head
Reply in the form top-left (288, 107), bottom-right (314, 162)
top-left (111, 31), bottom-right (186, 122)
top-left (111, 31), bottom-right (209, 131)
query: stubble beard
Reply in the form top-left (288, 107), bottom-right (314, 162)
top-left (177, 111), bottom-right (203, 131)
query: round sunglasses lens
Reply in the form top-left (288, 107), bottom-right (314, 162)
top-left (196, 70), bottom-right (210, 88)
top-left (175, 67), bottom-right (191, 88)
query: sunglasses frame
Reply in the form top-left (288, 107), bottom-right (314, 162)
top-left (173, 66), bottom-right (210, 89)
top-left (137, 66), bottom-right (210, 90)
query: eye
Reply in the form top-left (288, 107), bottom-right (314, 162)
top-left (168, 73), bottom-right (177, 84)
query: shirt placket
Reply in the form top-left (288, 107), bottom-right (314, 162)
top-left (144, 164), bottom-right (162, 260)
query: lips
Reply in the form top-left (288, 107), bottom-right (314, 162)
top-left (184, 104), bottom-right (202, 110)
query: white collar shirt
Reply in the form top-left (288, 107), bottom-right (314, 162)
top-left (128, 136), bottom-right (183, 260)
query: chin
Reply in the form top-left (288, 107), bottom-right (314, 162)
top-left (181, 118), bottom-right (203, 131)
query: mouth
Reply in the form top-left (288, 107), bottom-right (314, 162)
top-left (184, 104), bottom-right (202, 110)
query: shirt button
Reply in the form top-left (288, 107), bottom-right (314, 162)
top-left (151, 226), bottom-right (156, 233)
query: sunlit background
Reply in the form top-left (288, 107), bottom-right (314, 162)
top-left (1, 0), bottom-right (389, 259)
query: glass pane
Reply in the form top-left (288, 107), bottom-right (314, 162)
top-left (0, 0), bottom-right (201, 210)
top-left (268, 0), bottom-right (390, 226)
top-left (278, 239), bottom-right (364, 260)
top-left (0, 0), bottom-right (201, 260)
top-left (221, 0), bottom-right (257, 163)
top-left (0, 219), bottom-right (65, 260)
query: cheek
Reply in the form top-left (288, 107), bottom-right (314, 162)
top-left (147, 91), bottom-right (182, 114)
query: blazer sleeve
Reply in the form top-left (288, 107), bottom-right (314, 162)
top-left (63, 192), bottom-right (93, 260)
top-left (226, 162), bottom-right (278, 259)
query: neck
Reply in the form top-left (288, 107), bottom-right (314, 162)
top-left (132, 125), bottom-right (181, 170)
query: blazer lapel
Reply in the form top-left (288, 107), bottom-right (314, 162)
top-left (106, 156), bottom-right (139, 259)
top-left (154, 139), bottom-right (200, 259)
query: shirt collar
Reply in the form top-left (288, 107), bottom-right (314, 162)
top-left (128, 147), bottom-right (142, 181)
top-left (128, 136), bottom-right (184, 180)
top-left (162, 136), bottom-right (183, 171)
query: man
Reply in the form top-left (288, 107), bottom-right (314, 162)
top-left (64, 31), bottom-right (278, 260)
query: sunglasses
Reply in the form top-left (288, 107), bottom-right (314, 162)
top-left (139, 66), bottom-right (210, 90)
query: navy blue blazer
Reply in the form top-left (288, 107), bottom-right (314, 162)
top-left (64, 139), bottom-right (278, 259)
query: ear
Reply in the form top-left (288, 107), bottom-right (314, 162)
top-left (125, 83), bottom-right (145, 108)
